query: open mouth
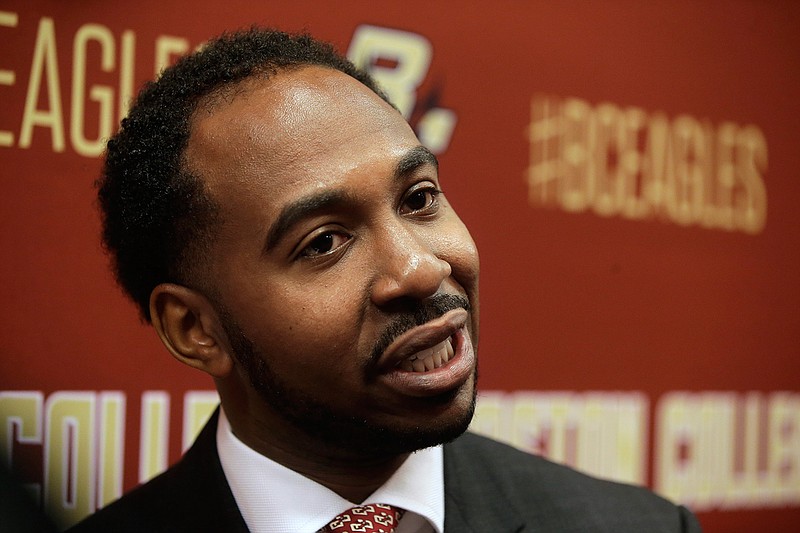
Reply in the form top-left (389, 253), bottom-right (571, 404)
top-left (397, 336), bottom-right (454, 372)
top-left (379, 321), bottom-right (474, 397)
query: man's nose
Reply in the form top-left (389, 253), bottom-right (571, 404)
top-left (370, 224), bottom-right (452, 306)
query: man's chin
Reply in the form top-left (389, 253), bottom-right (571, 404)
top-left (270, 384), bottom-right (476, 460)
top-left (234, 323), bottom-right (479, 458)
top-left (328, 385), bottom-right (478, 458)
top-left (381, 414), bottom-right (474, 455)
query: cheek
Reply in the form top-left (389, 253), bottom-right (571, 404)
top-left (246, 281), bottom-right (367, 362)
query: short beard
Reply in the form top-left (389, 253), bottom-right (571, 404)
top-left (217, 294), bottom-right (477, 459)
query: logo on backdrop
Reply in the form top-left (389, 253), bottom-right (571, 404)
top-left (525, 95), bottom-right (768, 234)
top-left (0, 11), bottom-right (193, 157)
top-left (2, 389), bottom-right (797, 527)
top-left (0, 13), bottom-right (455, 157)
top-left (347, 25), bottom-right (456, 154)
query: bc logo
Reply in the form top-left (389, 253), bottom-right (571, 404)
top-left (348, 25), bottom-right (456, 154)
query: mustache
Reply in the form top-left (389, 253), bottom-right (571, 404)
top-left (370, 293), bottom-right (471, 363)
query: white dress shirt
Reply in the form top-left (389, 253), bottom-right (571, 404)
top-left (216, 408), bottom-right (443, 533)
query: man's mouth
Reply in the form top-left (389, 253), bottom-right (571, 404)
top-left (397, 336), bottom-right (454, 372)
top-left (378, 321), bottom-right (475, 398)
top-left (377, 308), bottom-right (467, 372)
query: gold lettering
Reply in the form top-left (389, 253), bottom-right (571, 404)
top-left (767, 393), bottom-right (800, 503)
top-left (44, 392), bottom-right (96, 528)
top-left (97, 392), bottom-right (125, 508)
top-left (0, 391), bottom-right (43, 465)
top-left (665, 116), bottom-right (706, 226)
top-left (70, 24), bottom-right (116, 157)
top-left (525, 96), bottom-right (768, 235)
top-left (181, 391), bottom-right (217, 451)
top-left (469, 391), bottom-right (506, 441)
top-left (526, 95), bottom-right (561, 206)
top-left (19, 17), bottom-right (65, 151)
top-left (735, 126), bottom-right (768, 234)
top-left (705, 122), bottom-right (738, 230)
top-left (118, 30), bottom-right (136, 121)
top-left (641, 113), bottom-right (670, 219)
top-left (560, 98), bottom-right (591, 212)
top-left (0, 11), bottom-right (19, 147)
top-left (139, 391), bottom-right (169, 483)
top-left (154, 35), bottom-right (189, 77)
top-left (589, 102), bottom-right (621, 216)
top-left (617, 107), bottom-right (649, 219)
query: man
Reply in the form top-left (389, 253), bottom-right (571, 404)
top-left (71, 28), bottom-right (701, 532)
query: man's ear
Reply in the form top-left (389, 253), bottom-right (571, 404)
top-left (149, 283), bottom-right (234, 378)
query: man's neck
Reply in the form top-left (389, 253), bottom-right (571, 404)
top-left (221, 398), bottom-right (410, 502)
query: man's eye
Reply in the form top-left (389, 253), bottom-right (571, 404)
top-left (299, 231), bottom-right (349, 258)
top-left (401, 187), bottom-right (441, 214)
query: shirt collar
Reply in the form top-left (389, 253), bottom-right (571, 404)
top-left (216, 407), bottom-right (444, 533)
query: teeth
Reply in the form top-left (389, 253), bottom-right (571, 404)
top-left (398, 337), bottom-right (454, 373)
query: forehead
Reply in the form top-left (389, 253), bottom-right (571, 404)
top-left (183, 66), bottom-right (420, 211)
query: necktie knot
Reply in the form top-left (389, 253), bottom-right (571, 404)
top-left (321, 504), bottom-right (405, 533)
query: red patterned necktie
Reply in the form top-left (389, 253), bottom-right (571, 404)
top-left (320, 504), bottom-right (405, 533)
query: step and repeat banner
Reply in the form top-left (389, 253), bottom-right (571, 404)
top-left (1, 1), bottom-right (798, 531)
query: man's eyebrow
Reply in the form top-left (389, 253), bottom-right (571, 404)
top-left (263, 146), bottom-right (439, 253)
top-left (264, 190), bottom-right (346, 253)
top-left (394, 145), bottom-right (439, 178)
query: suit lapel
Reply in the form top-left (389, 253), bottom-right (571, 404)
top-left (442, 437), bottom-right (525, 533)
top-left (172, 408), bottom-right (250, 532)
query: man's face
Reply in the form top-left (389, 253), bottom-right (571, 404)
top-left (184, 66), bottom-right (480, 458)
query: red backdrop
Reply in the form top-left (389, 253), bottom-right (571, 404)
top-left (1, 1), bottom-right (798, 531)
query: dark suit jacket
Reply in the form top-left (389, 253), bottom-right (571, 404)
top-left (70, 411), bottom-right (701, 532)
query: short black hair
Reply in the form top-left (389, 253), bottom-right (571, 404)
top-left (97, 28), bottom-right (392, 321)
